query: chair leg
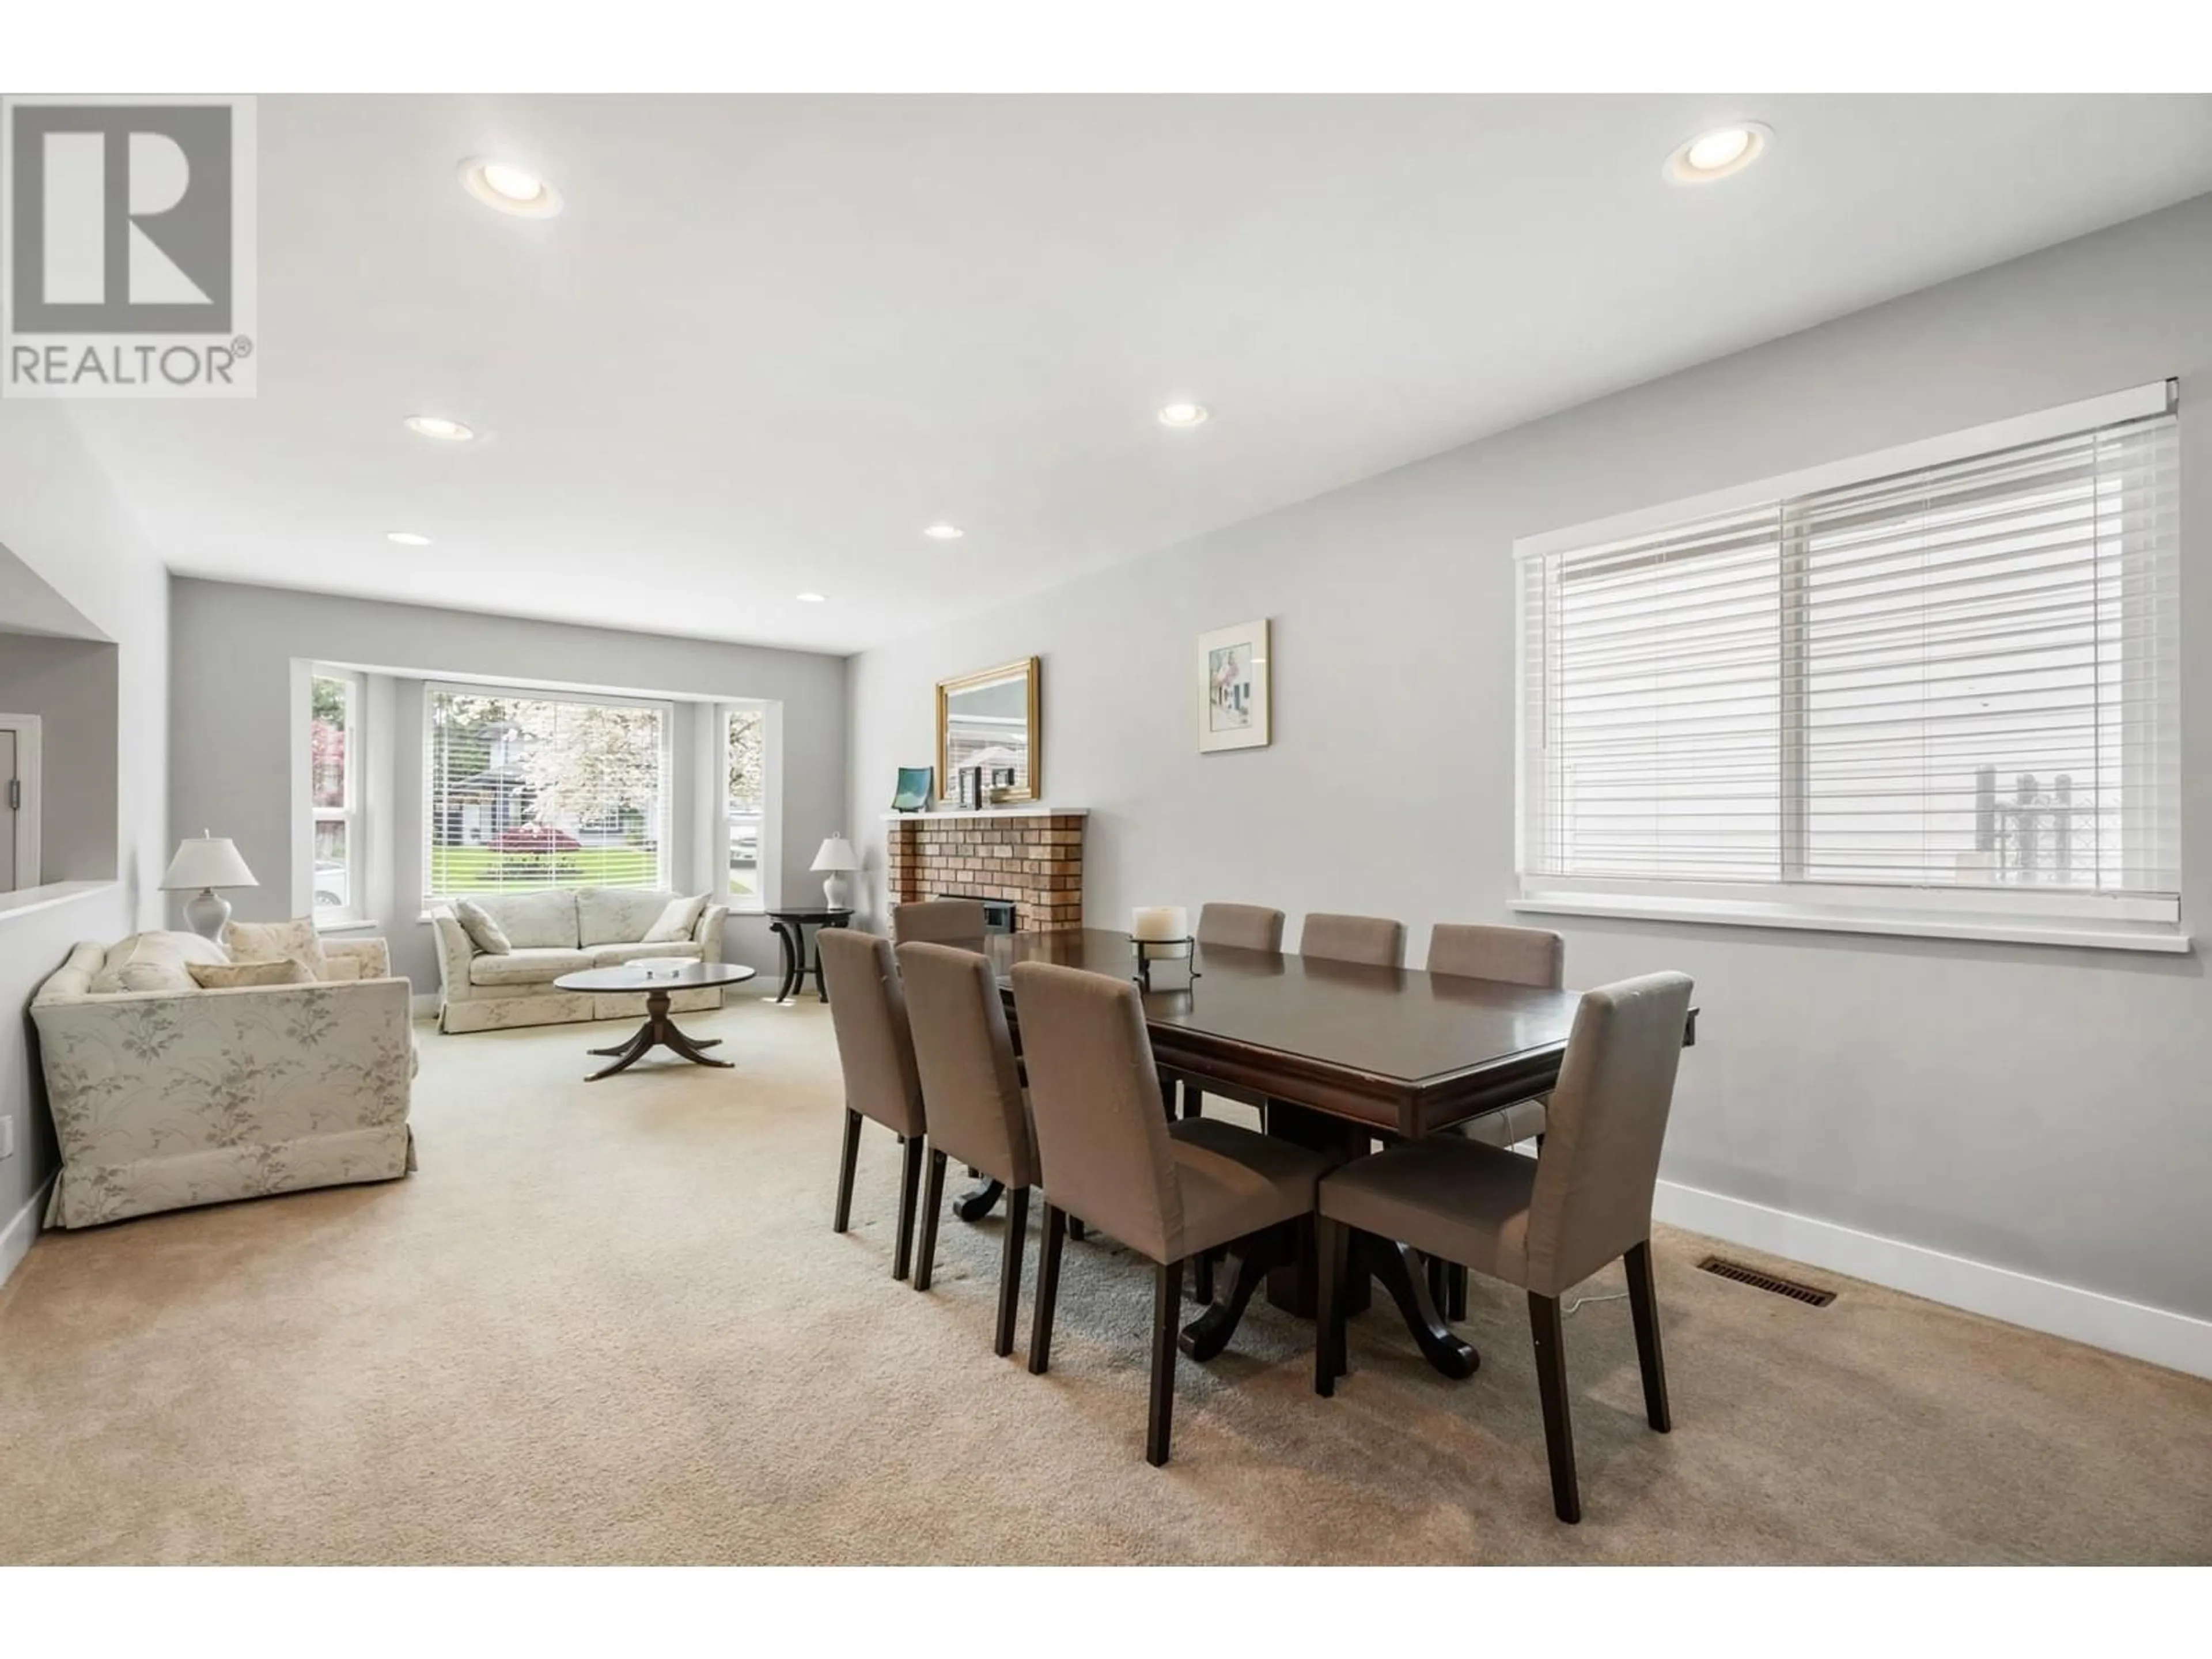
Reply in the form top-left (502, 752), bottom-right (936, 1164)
top-left (913, 1148), bottom-right (948, 1292)
top-left (1426, 1253), bottom-right (1447, 1310)
top-left (1624, 1240), bottom-right (1672, 1433)
top-left (1028, 1203), bottom-right (1066, 1374)
top-left (1315, 1216), bottom-right (1347, 1396)
top-left (1527, 1291), bottom-right (1581, 1524)
top-left (994, 1185), bottom-right (1031, 1357)
top-left (832, 1108), bottom-right (861, 1233)
top-left (1447, 1262), bottom-right (1468, 1323)
top-left (1194, 1248), bottom-right (1215, 1305)
top-left (892, 1135), bottom-right (925, 1282)
top-left (1067, 1216), bottom-right (1087, 1242)
top-left (1147, 1257), bottom-right (1184, 1466)
top-left (1183, 1081), bottom-right (1203, 1120)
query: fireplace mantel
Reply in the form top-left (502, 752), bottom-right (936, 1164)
top-left (883, 809), bottom-right (1087, 932)
top-left (878, 806), bottom-right (1089, 823)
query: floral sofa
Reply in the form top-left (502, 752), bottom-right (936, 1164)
top-left (31, 934), bottom-right (416, 1229)
top-left (429, 887), bottom-right (730, 1034)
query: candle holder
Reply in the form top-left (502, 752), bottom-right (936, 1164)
top-left (1131, 937), bottom-right (1200, 993)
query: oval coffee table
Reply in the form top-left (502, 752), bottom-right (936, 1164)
top-left (552, 960), bottom-right (758, 1081)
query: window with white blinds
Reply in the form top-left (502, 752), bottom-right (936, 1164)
top-left (1517, 382), bottom-right (2182, 949)
top-left (424, 683), bottom-right (672, 900)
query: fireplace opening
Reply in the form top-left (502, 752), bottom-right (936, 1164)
top-left (937, 893), bottom-right (1018, 934)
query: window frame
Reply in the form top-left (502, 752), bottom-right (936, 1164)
top-left (715, 700), bottom-right (771, 914)
top-left (1513, 380), bottom-right (2186, 955)
top-left (421, 679), bottom-right (676, 907)
top-left (308, 667), bottom-right (363, 927)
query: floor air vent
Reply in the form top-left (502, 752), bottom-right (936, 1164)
top-left (1695, 1255), bottom-right (1836, 1307)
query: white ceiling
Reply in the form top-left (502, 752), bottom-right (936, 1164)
top-left (67, 94), bottom-right (2212, 656)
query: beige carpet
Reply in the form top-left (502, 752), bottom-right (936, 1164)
top-left (3, 991), bottom-right (2207, 1565)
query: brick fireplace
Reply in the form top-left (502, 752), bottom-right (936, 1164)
top-left (882, 808), bottom-right (1087, 932)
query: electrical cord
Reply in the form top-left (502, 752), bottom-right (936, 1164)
top-left (1563, 1289), bottom-right (1630, 1316)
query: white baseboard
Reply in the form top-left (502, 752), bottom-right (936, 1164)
top-left (1655, 1179), bottom-right (2212, 1381)
top-left (1, 1174), bottom-right (56, 1291)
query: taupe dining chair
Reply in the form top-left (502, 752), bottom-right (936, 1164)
top-left (1300, 912), bottom-right (1406, 968)
top-left (1432, 923), bottom-right (1563, 1142)
top-left (1013, 961), bottom-right (1330, 1467)
top-left (1176, 904), bottom-right (1286, 1130)
top-left (1315, 971), bottom-right (1694, 1524)
top-left (1422, 922), bottom-right (1569, 1320)
top-left (896, 941), bottom-right (1039, 1354)
top-left (817, 929), bottom-right (929, 1282)
top-left (1196, 903), bottom-right (1285, 953)
top-left (891, 898), bottom-right (988, 955)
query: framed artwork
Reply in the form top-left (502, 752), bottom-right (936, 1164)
top-left (891, 767), bottom-right (933, 812)
top-left (1197, 619), bottom-right (1270, 752)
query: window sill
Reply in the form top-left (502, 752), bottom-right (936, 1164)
top-left (1511, 892), bottom-right (2192, 955)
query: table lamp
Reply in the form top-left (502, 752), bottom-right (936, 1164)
top-left (810, 834), bottom-right (859, 909)
top-left (161, 832), bottom-right (259, 941)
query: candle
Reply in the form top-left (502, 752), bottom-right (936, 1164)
top-left (1131, 905), bottom-right (1188, 942)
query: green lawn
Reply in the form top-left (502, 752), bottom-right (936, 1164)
top-left (431, 846), bottom-right (662, 892)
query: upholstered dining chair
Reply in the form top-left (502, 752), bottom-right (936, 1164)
top-left (1299, 912), bottom-right (1407, 968)
top-left (1423, 922), bottom-right (1567, 1318)
top-left (896, 941), bottom-right (1040, 1354)
top-left (1012, 960), bottom-right (1330, 1467)
top-left (1173, 904), bottom-right (1287, 1131)
top-left (891, 897), bottom-right (988, 955)
top-left (1196, 902), bottom-right (1286, 953)
top-left (817, 929), bottom-right (929, 1282)
top-left (1313, 971), bottom-right (1692, 1522)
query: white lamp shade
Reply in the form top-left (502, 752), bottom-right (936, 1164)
top-left (810, 835), bottom-right (860, 874)
top-left (160, 836), bottom-right (259, 891)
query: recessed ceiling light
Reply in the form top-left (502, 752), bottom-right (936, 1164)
top-left (1157, 402), bottom-right (1210, 429)
top-left (922, 522), bottom-right (965, 541)
top-left (795, 592), bottom-right (828, 603)
top-left (1665, 123), bottom-right (1771, 184)
top-left (456, 157), bottom-right (564, 218)
top-left (386, 531), bottom-right (432, 546)
top-left (404, 414), bottom-right (475, 442)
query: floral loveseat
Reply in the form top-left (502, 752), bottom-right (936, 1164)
top-left (31, 934), bottom-right (416, 1229)
top-left (429, 887), bottom-right (730, 1034)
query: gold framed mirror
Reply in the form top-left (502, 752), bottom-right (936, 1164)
top-left (936, 657), bottom-right (1041, 803)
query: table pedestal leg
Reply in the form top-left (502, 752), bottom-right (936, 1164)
top-left (585, 990), bottom-right (735, 1081)
top-left (771, 922), bottom-right (799, 1002)
top-left (953, 1176), bottom-right (1005, 1221)
top-left (1359, 1233), bottom-right (1479, 1379)
top-left (1257, 1101), bottom-right (1372, 1318)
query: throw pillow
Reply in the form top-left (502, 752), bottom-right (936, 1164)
top-left (641, 893), bottom-right (708, 944)
top-left (189, 959), bottom-right (310, 990)
top-left (88, 930), bottom-right (231, 995)
top-left (222, 916), bottom-right (330, 983)
top-left (455, 899), bottom-right (513, 955)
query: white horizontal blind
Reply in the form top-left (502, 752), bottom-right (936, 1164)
top-left (1521, 395), bottom-right (2180, 911)
top-left (425, 685), bottom-right (672, 899)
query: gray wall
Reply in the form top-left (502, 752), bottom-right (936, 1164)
top-left (0, 633), bottom-right (120, 882)
top-left (170, 579), bottom-right (849, 991)
top-left (849, 194), bottom-right (2212, 1327)
top-left (0, 406), bottom-right (171, 1261)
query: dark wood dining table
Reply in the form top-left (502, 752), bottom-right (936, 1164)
top-left (980, 928), bottom-right (1692, 1377)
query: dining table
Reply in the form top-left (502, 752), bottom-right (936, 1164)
top-left (979, 927), bottom-right (1695, 1378)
